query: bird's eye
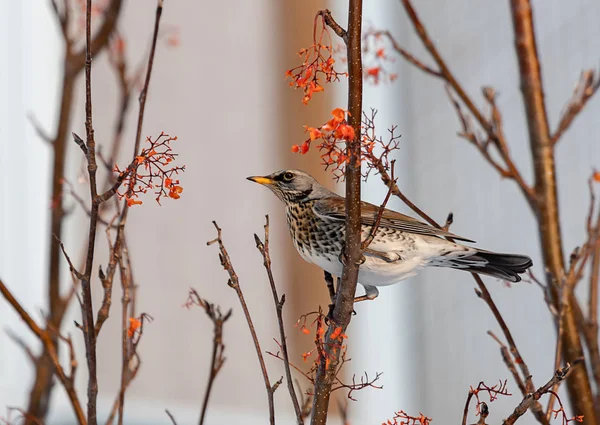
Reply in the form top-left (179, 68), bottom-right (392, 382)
top-left (283, 172), bottom-right (294, 181)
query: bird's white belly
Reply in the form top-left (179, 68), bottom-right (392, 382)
top-left (298, 249), bottom-right (427, 287)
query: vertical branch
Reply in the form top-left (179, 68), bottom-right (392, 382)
top-left (32, 1), bottom-right (122, 421)
top-left (186, 291), bottom-right (232, 425)
top-left (254, 216), bottom-right (304, 425)
top-left (509, 1), bottom-right (595, 421)
top-left (117, 255), bottom-right (132, 425)
top-left (208, 222), bottom-right (278, 425)
top-left (80, 1), bottom-right (101, 423)
top-left (133, 1), bottom-right (163, 158)
top-left (311, 2), bottom-right (363, 424)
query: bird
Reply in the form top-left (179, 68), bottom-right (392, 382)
top-left (247, 169), bottom-right (532, 301)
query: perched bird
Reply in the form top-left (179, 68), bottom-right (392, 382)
top-left (247, 169), bottom-right (532, 301)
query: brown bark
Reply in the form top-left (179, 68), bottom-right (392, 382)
top-left (310, 2), bottom-right (363, 424)
top-left (30, 1), bottom-right (123, 420)
top-left (509, 0), bottom-right (596, 422)
top-left (27, 69), bottom-right (75, 422)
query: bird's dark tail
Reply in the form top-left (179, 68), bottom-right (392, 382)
top-left (448, 250), bottom-right (533, 282)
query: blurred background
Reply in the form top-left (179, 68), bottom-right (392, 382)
top-left (1, 0), bottom-right (600, 424)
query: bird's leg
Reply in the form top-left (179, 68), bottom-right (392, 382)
top-left (353, 285), bottom-right (379, 303)
top-left (324, 271), bottom-right (336, 303)
top-left (324, 271), bottom-right (336, 323)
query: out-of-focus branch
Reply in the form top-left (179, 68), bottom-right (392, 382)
top-left (390, 0), bottom-right (535, 206)
top-left (372, 164), bottom-right (549, 424)
top-left (373, 30), bottom-right (441, 78)
top-left (70, 0), bottom-right (124, 71)
top-left (573, 179), bottom-right (600, 413)
top-left (391, 0), bottom-right (596, 419)
top-left (186, 290), bottom-right (232, 425)
top-left (0, 279), bottom-right (86, 425)
top-left (31, 1), bottom-right (123, 421)
top-left (551, 70), bottom-right (600, 145)
top-left (254, 216), bottom-right (304, 425)
top-left (165, 409), bottom-right (178, 425)
top-left (208, 222), bottom-right (279, 425)
top-left (508, 0), bottom-right (595, 421)
top-left (116, 255), bottom-right (132, 425)
top-left (311, 2), bottom-right (363, 424)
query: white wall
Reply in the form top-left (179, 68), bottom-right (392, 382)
top-left (0, 0), bottom-right (59, 414)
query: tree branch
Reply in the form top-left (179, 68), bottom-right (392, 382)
top-left (397, 0), bottom-right (535, 205)
top-left (254, 216), bottom-right (304, 425)
top-left (186, 291), bottom-right (232, 425)
top-left (310, 2), bottom-right (363, 424)
top-left (509, 0), bottom-right (595, 421)
top-left (551, 70), bottom-right (600, 145)
top-left (0, 279), bottom-right (86, 425)
top-left (208, 222), bottom-right (277, 425)
top-left (503, 364), bottom-right (573, 425)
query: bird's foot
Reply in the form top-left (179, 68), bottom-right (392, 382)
top-left (338, 251), bottom-right (367, 266)
top-left (353, 285), bottom-right (379, 303)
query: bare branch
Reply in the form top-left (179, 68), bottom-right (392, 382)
top-left (551, 70), bottom-right (600, 145)
top-left (0, 279), bottom-right (86, 424)
top-left (28, 113), bottom-right (53, 143)
top-left (208, 222), bottom-right (276, 425)
top-left (72, 132), bottom-right (88, 155)
top-left (316, 9), bottom-right (347, 40)
top-left (361, 160), bottom-right (395, 250)
top-left (5, 328), bottom-right (36, 364)
top-left (55, 237), bottom-right (84, 280)
top-left (186, 290), bottom-right (232, 425)
top-left (165, 410), bottom-right (178, 425)
top-left (372, 30), bottom-right (441, 78)
top-left (503, 364), bottom-right (574, 425)
top-left (254, 216), bottom-right (304, 424)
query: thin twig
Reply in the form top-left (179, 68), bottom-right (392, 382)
top-left (488, 331), bottom-right (526, 394)
top-left (255, 216), bottom-right (304, 425)
top-left (316, 9), bottom-right (347, 41)
top-left (165, 409), bottom-right (178, 425)
top-left (361, 160), bottom-right (395, 250)
top-left (373, 30), bottom-right (441, 78)
top-left (208, 222), bottom-right (277, 425)
top-left (503, 364), bottom-right (573, 425)
top-left (186, 290), bottom-right (232, 425)
top-left (551, 70), bottom-right (600, 145)
top-left (394, 0), bottom-right (535, 205)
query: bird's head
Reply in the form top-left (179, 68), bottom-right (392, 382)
top-left (247, 169), bottom-right (326, 203)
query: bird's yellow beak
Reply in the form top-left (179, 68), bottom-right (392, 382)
top-left (246, 175), bottom-right (274, 185)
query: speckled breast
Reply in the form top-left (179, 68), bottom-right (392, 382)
top-left (285, 201), bottom-right (344, 260)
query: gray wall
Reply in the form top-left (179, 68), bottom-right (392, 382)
top-left (348, 0), bottom-right (600, 423)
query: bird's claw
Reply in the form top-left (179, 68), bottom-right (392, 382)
top-left (338, 252), bottom-right (366, 266)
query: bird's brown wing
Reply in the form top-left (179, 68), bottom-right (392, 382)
top-left (313, 197), bottom-right (475, 243)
